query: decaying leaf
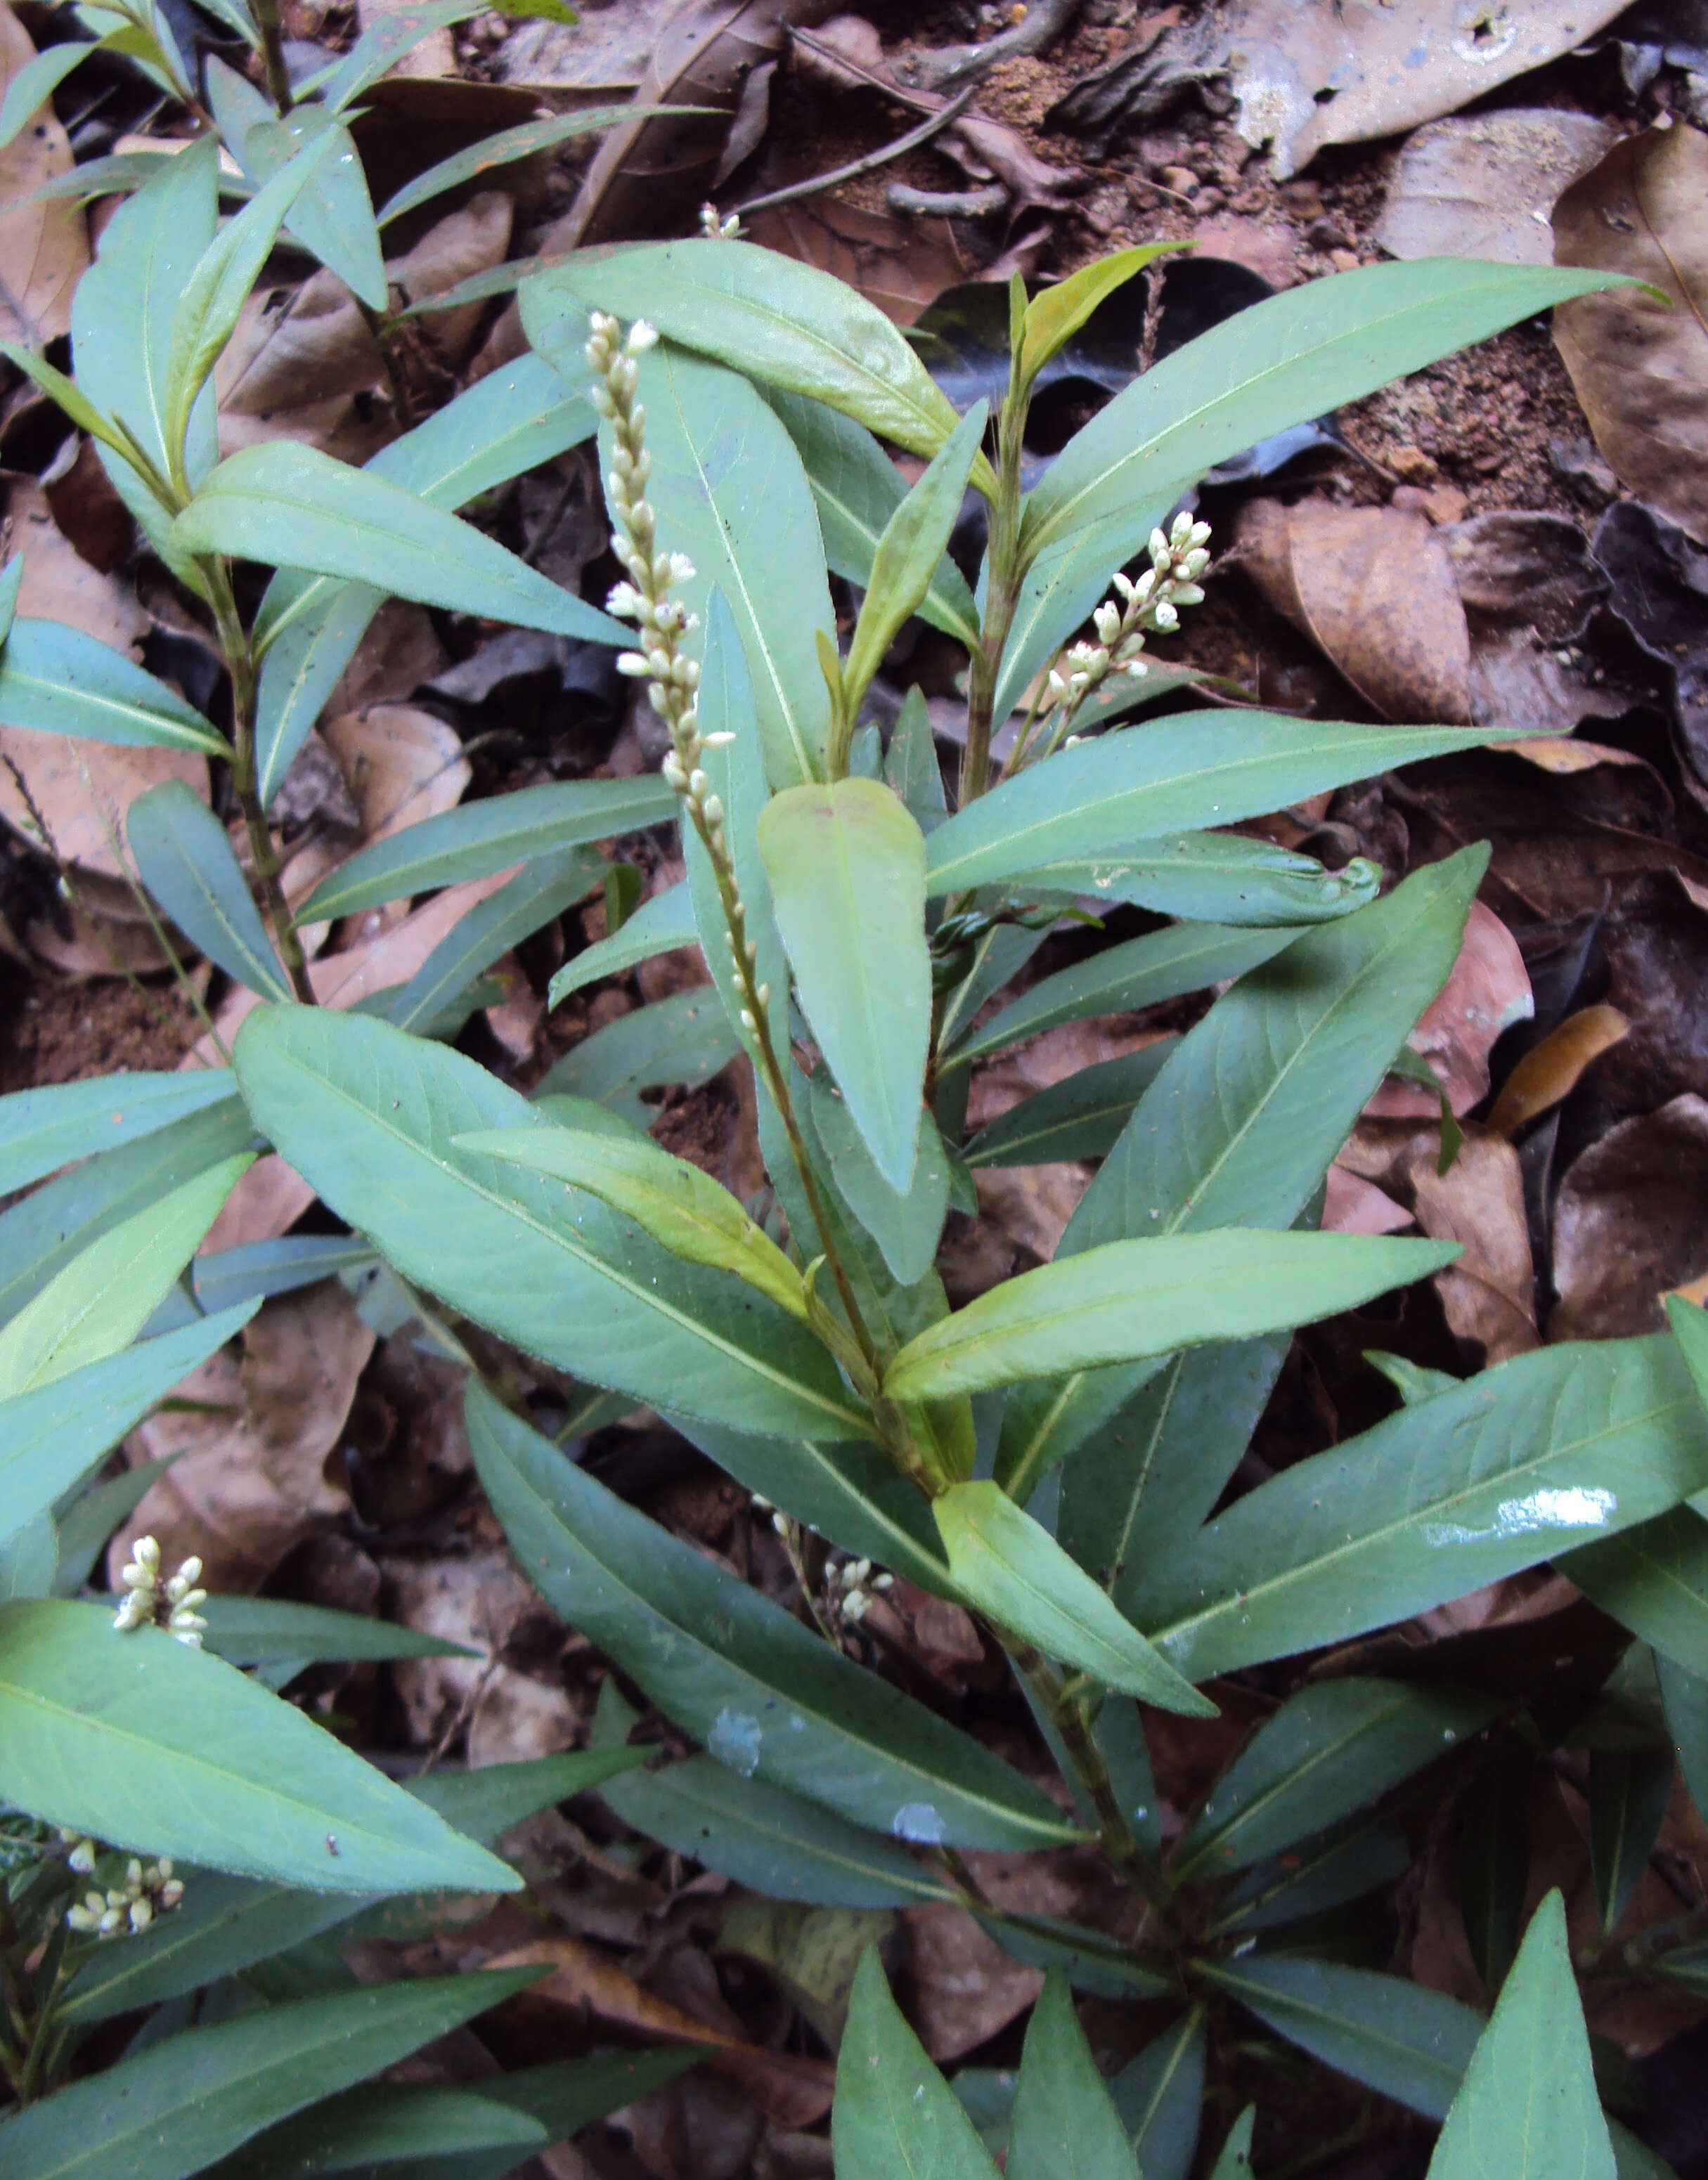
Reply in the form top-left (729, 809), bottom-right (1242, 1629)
top-left (1554, 122), bottom-right (1708, 546)
top-left (745, 188), bottom-right (975, 324)
top-left (1443, 509), bottom-right (1620, 737)
top-left (0, 0), bottom-right (87, 347)
top-left (1234, 496), bottom-right (1471, 722)
top-left (500, 0), bottom-right (686, 91)
top-left (1552, 1094), bottom-right (1708, 1338)
top-left (383, 1545), bottom-right (576, 1765)
top-left (1224, 0), bottom-right (1633, 178)
top-left (1374, 110), bottom-right (1617, 266)
top-left (1408, 1126), bottom-right (1537, 1361)
top-left (1487, 1004), bottom-right (1629, 1137)
top-left (1367, 899), bottom-right (1533, 1118)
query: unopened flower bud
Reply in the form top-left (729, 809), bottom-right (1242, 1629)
top-left (159, 1879), bottom-right (183, 1911)
top-left (627, 320), bottom-right (659, 354)
top-left (1170, 509), bottom-right (1194, 547)
top-left (1152, 601), bottom-right (1179, 631)
top-left (129, 1897), bottom-right (153, 1932)
top-left (1093, 602), bottom-right (1121, 647)
top-left (702, 729), bottom-right (735, 747)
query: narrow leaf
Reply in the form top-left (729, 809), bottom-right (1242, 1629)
top-left (549, 881), bottom-right (697, 1005)
top-left (810, 1079), bottom-right (949, 1287)
top-left (833, 1952), bottom-right (1002, 2180)
top-left (128, 781), bottom-right (290, 999)
top-left (1007, 1970), bottom-right (1139, 2180)
top-left (533, 985), bottom-right (741, 1128)
top-left (0, 38), bottom-right (99, 155)
top-left (997, 836), bottom-right (1382, 928)
top-left (0, 617), bottom-right (226, 755)
top-left (966, 1046), bottom-right (1176, 1173)
top-left (198, 2083), bottom-right (545, 2180)
top-left (0, 1069), bottom-right (236, 1197)
top-left (1565, 1506), bottom-right (1708, 1680)
top-left (1111, 2013), bottom-right (1205, 2180)
top-left (377, 104), bottom-right (640, 224)
top-left (387, 845), bottom-right (602, 1033)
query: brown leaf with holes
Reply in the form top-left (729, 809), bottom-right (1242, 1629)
top-left (1234, 496), bottom-right (1471, 722)
top-left (1487, 1004), bottom-right (1629, 1138)
top-left (1408, 1127), bottom-right (1537, 1363)
top-left (1554, 122), bottom-right (1708, 546)
top-left (0, 0), bottom-right (86, 346)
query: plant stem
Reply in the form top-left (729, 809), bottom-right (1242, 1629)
top-left (959, 351), bottom-right (1028, 806)
top-left (206, 566), bottom-right (316, 1005)
top-left (250, 0), bottom-right (295, 113)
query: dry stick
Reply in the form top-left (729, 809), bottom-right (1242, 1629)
top-left (907, 0), bottom-right (1085, 91)
top-left (727, 84), bottom-right (979, 219)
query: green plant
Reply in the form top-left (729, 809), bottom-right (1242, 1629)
top-left (4, 38), bottom-right (1705, 2162)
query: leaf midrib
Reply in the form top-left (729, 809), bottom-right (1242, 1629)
top-left (1183, 1692), bottom-right (1411, 1871)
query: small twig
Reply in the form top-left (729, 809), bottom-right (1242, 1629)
top-left (420, 1635), bottom-right (509, 1775)
top-left (728, 83), bottom-right (978, 219)
top-left (905, 0), bottom-right (1085, 92)
top-left (888, 181), bottom-right (1008, 219)
top-left (1137, 261), bottom-right (1169, 376)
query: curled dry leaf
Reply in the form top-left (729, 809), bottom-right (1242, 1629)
top-left (382, 1545), bottom-right (576, 1765)
top-left (1224, 0), bottom-right (1631, 178)
top-left (1487, 1004), bottom-right (1630, 1138)
top-left (0, 0), bottom-right (86, 346)
top-left (1367, 899), bottom-right (1534, 1119)
top-left (1554, 121), bottom-right (1708, 547)
top-left (1373, 110), bottom-right (1617, 267)
top-left (1407, 1125), bottom-right (1537, 1362)
top-left (116, 1280), bottom-right (372, 1592)
top-left (1234, 495), bottom-right (1471, 722)
top-left (1551, 1093), bottom-right (1708, 1338)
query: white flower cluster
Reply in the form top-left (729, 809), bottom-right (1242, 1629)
top-left (699, 202), bottom-right (742, 240)
top-left (832, 1555), bottom-right (894, 1627)
top-left (65, 1852), bottom-right (183, 1939)
top-left (1028, 510), bottom-right (1212, 761)
top-left (587, 311), bottom-right (771, 1048)
top-left (112, 1536), bottom-right (207, 1645)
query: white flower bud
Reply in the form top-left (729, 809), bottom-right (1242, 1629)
top-left (1189, 519), bottom-right (1212, 549)
top-left (872, 1571), bottom-right (894, 1592)
top-left (1170, 509), bottom-right (1193, 547)
top-left (590, 385), bottom-right (617, 420)
top-left (701, 728), bottom-right (735, 747)
top-left (160, 1879), bottom-right (183, 1910)
top-left (607, 582), bottom-right (644, 620)
top-left (701, 793), bottom-right (725, 826)
top-left (1152, 601), bottom-right (1179, 631)
top-left (628, 320), bottom-right (659, 354)
top-left (772, 1510), bottom-right (791, 1536)
top-left (842, 1590), bottom-right (869, 1623)
top-left (1182, 547), bottom-right (1210, 578)
top-left (1171, 581), bottom-right (1205, 606)
top-left (666, 552), bottom-right (697, 585)
top-left (69, 1841), bottom-right (95, 1874)
top-left (1133, 567), bottom-right (1158, 602)
top-left (156, 1858), bottom-right (173, 1881)
top-left (616, 652), bottom-right (650, 678)
top-left (739, 1008), bottom-right (758, 1033)
top-left (1149, 528), bottom-right (1170, 566)
top-left (65, 1905), bottom-right (97, 1933)
top-left (129, 1898), bottom-right (153, 1932)
top-left (1093, 602), bottom-right (1122, 647)
top-left (754, 982), bottom-right (770, 1007)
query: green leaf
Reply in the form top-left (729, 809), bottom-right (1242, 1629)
top-left (1017, 243), bottom-right (1181, 390)
top-left (1369, 1349), bottom-right (1462, 1406)
top-left (1176, 1678), bottom-right (1499, 1879)
top-left (1212, 1814), bottom-right (1411, 1933)
top-left (992, 505), bottom-right (1171, 733)
top-left (470, 1387), bottom-right (1078, 1850)
top-left (885, 1231), bottom-right (1454, 1402)
top-left (810, 1077), bottom-right (948, 1287)
top-left (1565, 1507), bottom-right (1708, 1679)
top-left (530, 241), bottom-right (964, 464)
top-left (933, 1480), bottom-right (1213, 1712)
top-left (1590, 1746), bottom-right (1673, 1935)
top-left (952, 923), bottom-right (1293, 1067)
top-left (887, 685), bottom-right (948, 820)
top-left (0, 37), bottom-right (101, 156)
top-left (198, 1597), bottom-right (474, 1667)
top-left (457, 1124), bottom-right (808, 1321)
top-left (0, 1155), bottom-right (250, 1397)
top-left (1458, 1754), bottom-right (1531, 1994)
top-left (297, 776), bottom-right (672, 923)
top-left (1667, 1290), bottom-right (1708, 1418)
top-left (0, 1309), bottom-right (254, 1550)
top-left (924, 716), bottom-right (1508, 897)
top-left (533, 985), bottom-right (742, 1129)
top-left (1022, 259), bottom-right (1638, 562)
top-left (205, 61), bottom-right (385, 309)
top-left (192, 1233), bottom-right (377, 1314)
top-left (965, 1046), bottom-right (1177, 1173)
top-left (468, 2051), bottom-right (708, 2151)
top-left (833, 1951), bottom-right (1002, 2180)
top-left (0, 1068), bottom-right (238, 1197)
top-left (976, 1911), bottom-right (1170, 2000)
top-left (172, 443), bottom-right (629, 647)
top-left (0, 1968), bottom-right (544, 2180)
top-left (598, 1725), bottom-right (954, 1908)
top-left (578, 342), bottom-right (834, 790)
top-left (1206, 2110), bottom-right (1256, 2179)
top-left (0, 1599), bottom-right (520, 1895)
top-left (1426, 1890), bottom-right (1615, 2179)
top-left (53, 1457), bottom-right (176, 1595)
top-left (163, 129), bottom-right (339, 473)
top-left (764, 391), bottom-right (981, 651)
top-left (1201, 1954), bottom-right (1480, 2120)
top-left (1055, 1335), bottom-right (1286, 1607)
top-left (996, 837), bottom-right (1383, 929)
top-left (198, 2083), bottom-right (545, 2180)
top-left (387, 845), bottom-right (603, 1034)
top-left (314, 0), bottom-right (483, 108)
top-left (1657, 1650), bottom-right (1708, 1824)
top-left (1144, 1335), bottom-right (1708, 1682)
top-left (0, 616), bottom-right (226, 756)
top-left (128, 781), bottom-right (289, 999)
top-left (842, 404), bottom-right (986, 728)
top-left (233, 1006), bottom-right (866, 1441)
top-left (1006, 1971), bottom-right (1139, 2180)
top-left (548, 881), bottom-right (697, 1006)
top-left (376, 104), bottom-right (638, 226)
top-left (760, 777), bottom-right (930, 1190)
top-left (1111, 2013), bottom-right (1204, 2180)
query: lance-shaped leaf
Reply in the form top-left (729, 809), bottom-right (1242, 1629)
top-left (0, 37), bottom-right (104, 156)
top-left (1426, 1891), bottom-right (1615, 2180)
top-left (1021, 259), bottom-right (1636, 562)
top-left (0, 1156), bottom-right (251, 1399)
top-left (1002, 838), bottom-right (1382, 928)
top-left (172, 443), bottom-right (630, 647)
top-left (1113, 2014), bottom-right (1205, 2180)
top-left (1590, 1743), bottom-right (1672, 1935)
top-left (1567, 1505), bottom-right (1708, 1680)
top-left (933, 1481), bottom-right (1214, 1713)
top-left (0, 1068), bottom-right (236, 1197)
top-left (1017, 242), bottom-right (1181, 389)
top-left (536, 987), bottom-right (742, 1128)
top-left (1207, 2111), bottom-right (1257, 2180)
top-left (884, 1231), bottom-right (1455, 1403)
top-left (1176, 1678), bottom-right (1500, 1880)
top-left (549, 881), bottom-right (697, 1006)
top-left (833, 1952), bottom-right (1002, 2180)
top-left (810, 1077), bottom-right (950, 1287)
top-left (966, 1046), bottom-right (1177, 1174)
top-left (0, 617), bottom-right (226, 755)
top-left (470, 1387), bottom-right (1079, 1851)
top-left (1007, 1970), bottom-right (1141, 2180)
top-left (924, 715), bottom-right (1510, 897)
top-left (387, 845), bottom-right (603, 1034)
top-left (841, 403), bottom-right (986, 725)
top-left (298, 775), bottom-right (674, 923)
top-left (0, 1969), bottom-right (544, 2180)
top-left (233, 1006), bottom-right (869, 1443)
top-left (458, 1124), bottom-right (809, 1323)
top-left (530, 240), bottom-right (966, 465)
top-left (197, 2084), bottom-right (545, 2180)
top-left (128, 781), bottom-right (290, 999)
top-left (764, 390), bottom-right (981, 650)
top-left (760, 777), bottom-right (930, 1192)
top-left (0, 1599), bottom-right (520, 1894)
top-left (1669, 1290), bottom-right (1708, 1417)
top-left (198, 1595), bottom-right (472, 1668)
top-left (1201, 1954), bottom-right (1481, 2120)
top-left (1144, 1335), bottom-right (1708, 1683)
top-left (0, 1306), bottom-right (256, 1550)
top-left (377, 104), bottom-right (642, 226)
top-left (162, 129), bottom-right (337, 474)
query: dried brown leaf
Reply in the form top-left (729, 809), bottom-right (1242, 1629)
top-left (1408, 1126), bottom-right (1537, 1362)
top-left (1551, 1093), bottom-right (1708, 1338)
top-left (0, 0), bottom-right (86, 346)
top-left (1487, 1004), bottom-right (1629, 1138)
top-left (1373, 110), bottom-right (1616, 267)
top-left (1366, 900), bottom-right (1533, 1119)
